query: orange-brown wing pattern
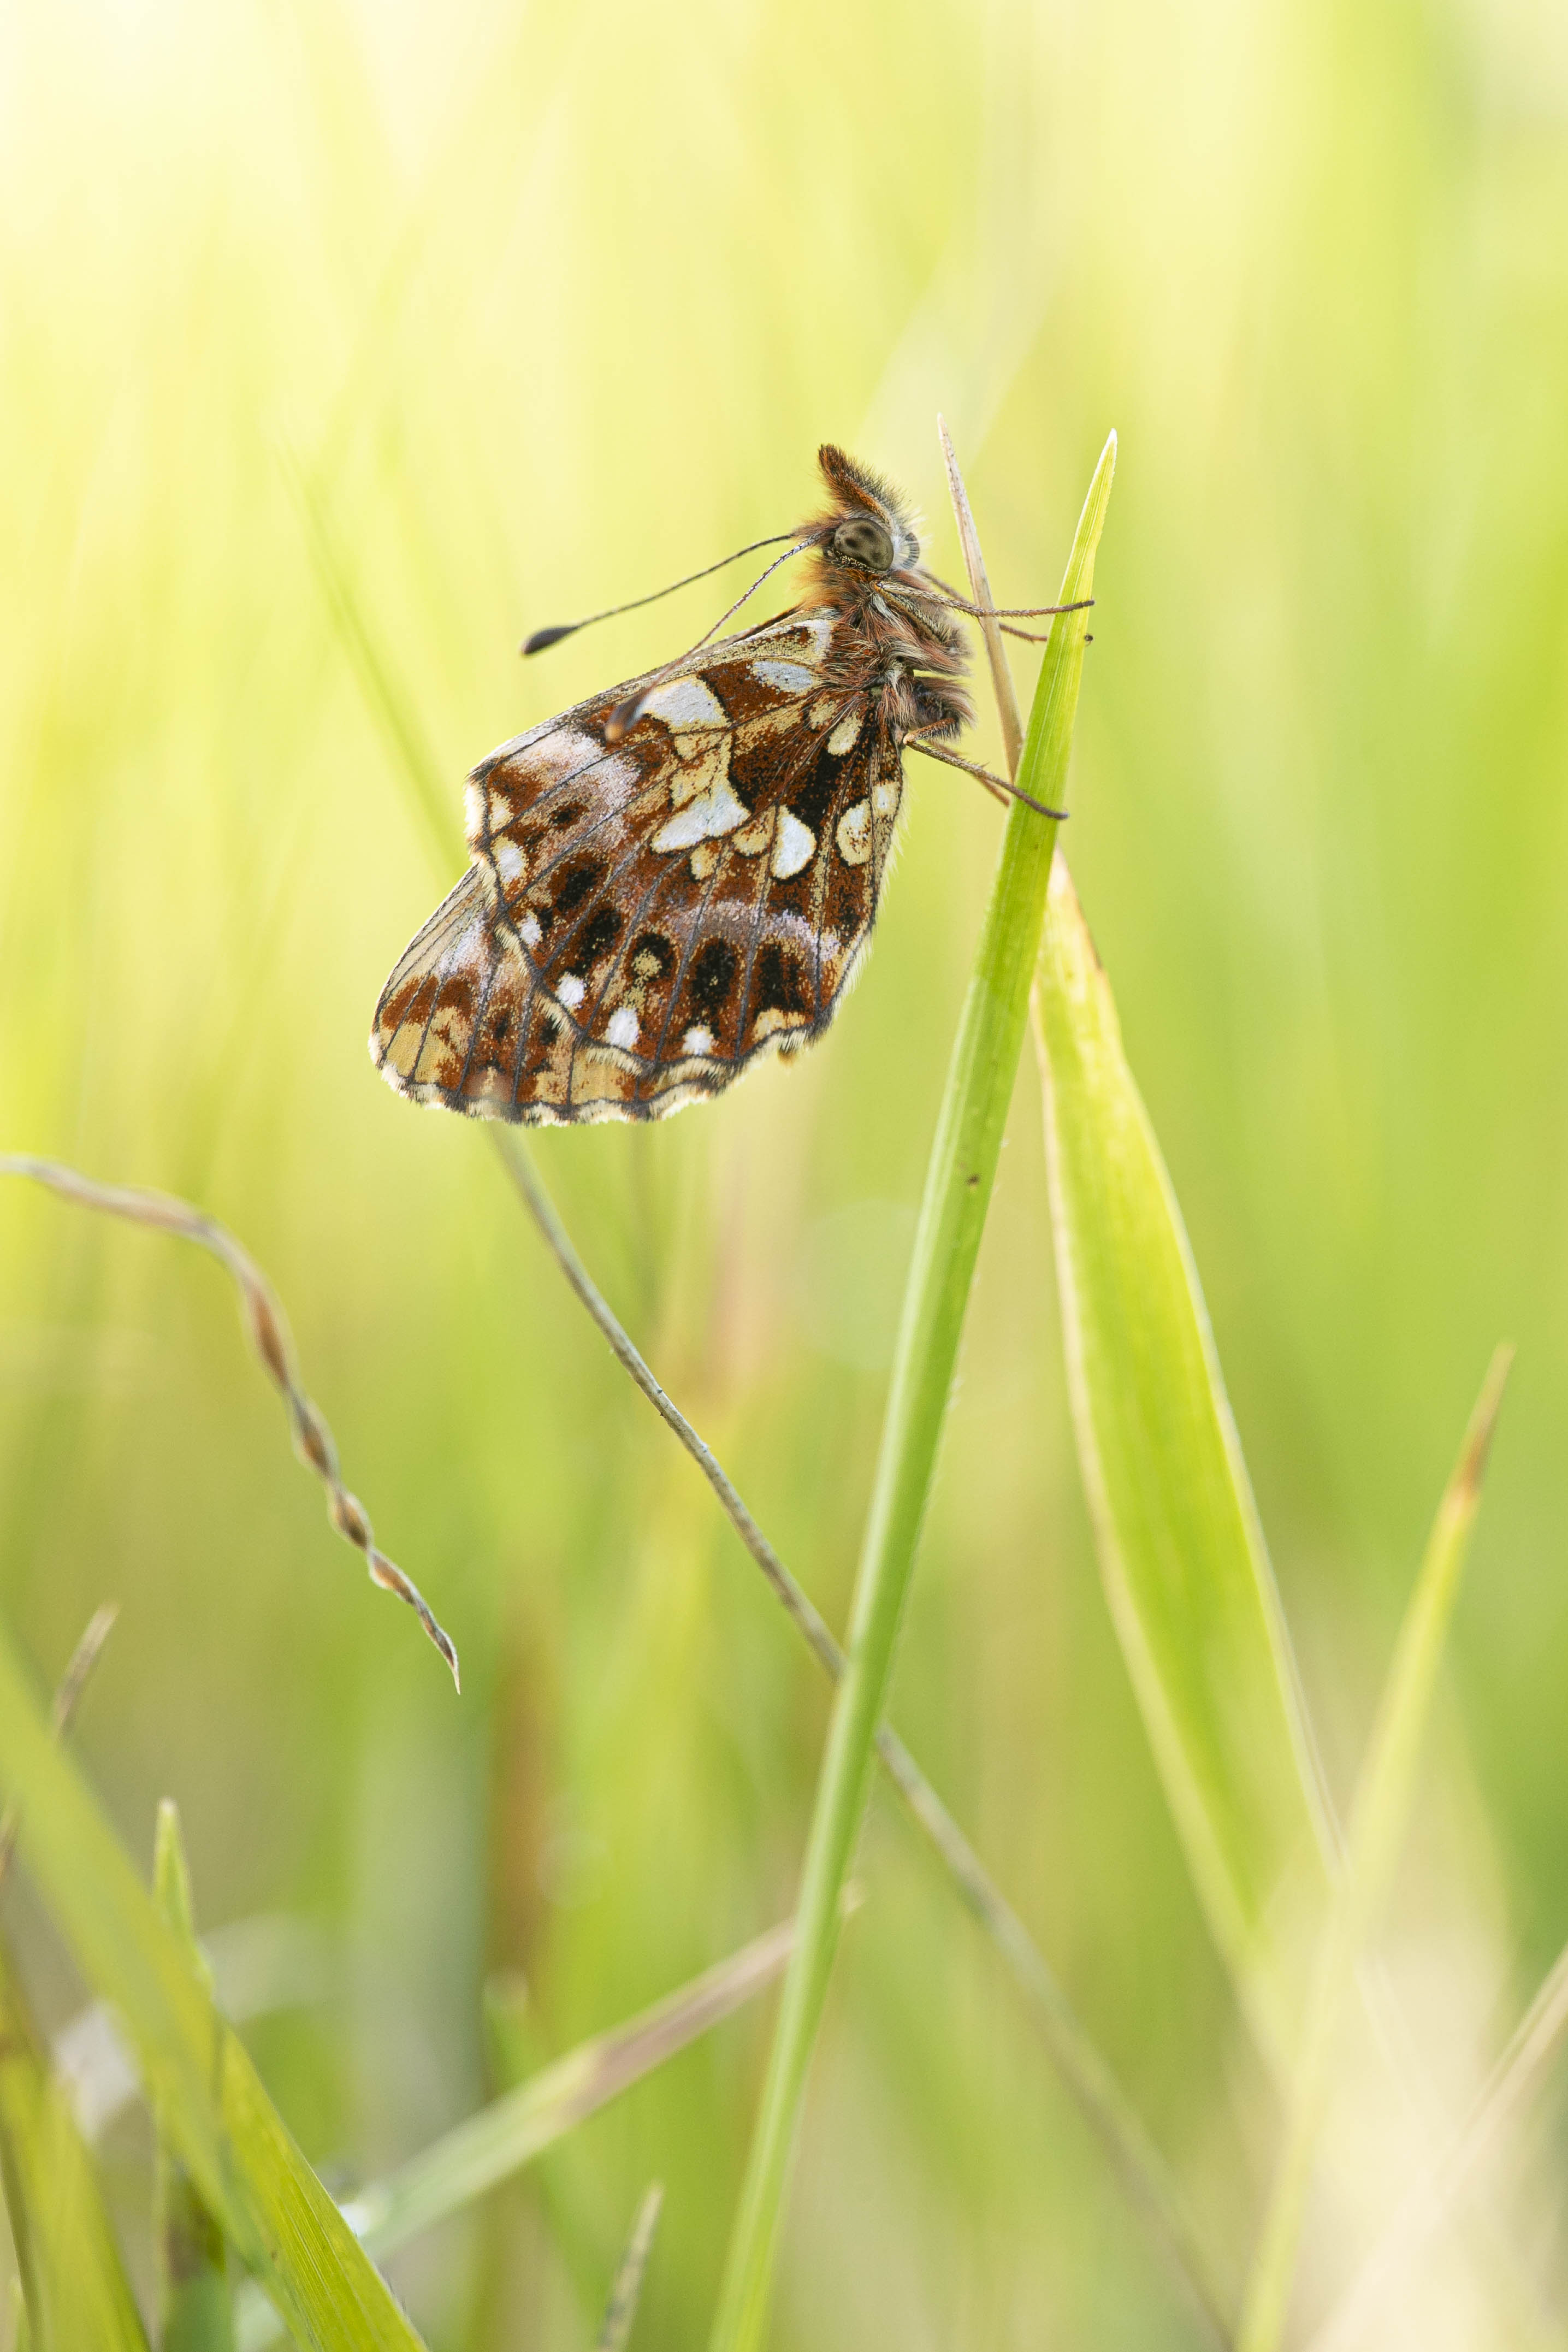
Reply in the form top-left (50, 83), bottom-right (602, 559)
top-left (370, 610), bottom-right (906, 1124)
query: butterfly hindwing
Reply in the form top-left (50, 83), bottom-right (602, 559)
top-left (372, 610), bottom-right (904, 1123)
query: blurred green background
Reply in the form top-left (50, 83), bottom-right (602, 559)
top-left (2, 0), bottom-right (1567, 2343)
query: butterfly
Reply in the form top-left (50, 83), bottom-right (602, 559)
top-left (371, 445), bottom-right (1068, 1125)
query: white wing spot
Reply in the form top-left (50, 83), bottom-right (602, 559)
top-left (752, 659), bottom-right (816, 695)
top-left (581, 750), bottom-right (642, 807)
top-left (872, 777), bottom-right (900, 818)
top-left (518, 912), bottom-right (543, 949)
top-left (640, 676), bottom-right (727, 730)
top-left (826, 705), bottom-right (864, 755)
top-left (771, 808), bottom-right (816, 879)
top-left (494, 839), bottom-right (525, 883)
top-left (836, 799), bottom-right (873, 865)
top-left (682, 1024), bottom-right (715, 1056)
top-left (651, 779), bottom-right (749, 852)
top-left (518, 726), bottom-right (601, 785)
top-left (557, 974), bottom-right (586, 1009)
top-left (605, 1005), bottom-right (639, 1049)
top-left (452, 918), bottom-right (488, 975)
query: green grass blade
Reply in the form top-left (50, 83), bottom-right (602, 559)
top-left (1237, 1346), bottom-right (1513, 2352)
top-left (153, 1802), bottom-right (236, 2352)
top-left (234, 1914), bottom-right (802, 2349)
top-left (0, 1614), bottom-right (430, 2352)
top-left (0, 1934), bottom-right (150, 2351)
top-left (1032, 858), bottom-right (1334, 2058)
top-left (709, 432), bottom-right (1117, 2352)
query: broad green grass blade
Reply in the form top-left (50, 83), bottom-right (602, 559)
top-left (1238, 1346), bottom-right (1512, 2352)
top-left (0, 1933), bottom-right (150, 2350)
top-left (1033, 858), bottom-right (1334, 2059)
top-left (709, 432), bottom-right (1117, 2352)
top-left (237, 1914), bottom-right (803, 2350)
top-left (154, 1802), bottom-right (236, 2352)
top-left (0, 1614), bottom-right (430, 2352)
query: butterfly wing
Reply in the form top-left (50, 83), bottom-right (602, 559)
top-left (370, 608), bottom-right (906, 1124)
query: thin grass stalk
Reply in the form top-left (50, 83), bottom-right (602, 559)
top-left (0, 1605), bottom-right (116, 1889)
top-left (708, 431), bottom-right (1117, 2352)
top-left (1236, 1348), bottom-right (1512, 2352)
top-left (295, 445), bottom-right (1224, 2337)
top-left (594, 2184), bottom-right (664, 2352)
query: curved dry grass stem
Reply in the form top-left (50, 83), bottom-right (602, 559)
top-left (0, 1157), bottom-right (459, 1689)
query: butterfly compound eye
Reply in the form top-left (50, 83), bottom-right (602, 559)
top-left (831, 515), bottom-right (895, 572)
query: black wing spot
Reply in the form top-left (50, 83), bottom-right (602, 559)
top-left (553, 862), bottom-right (602, 918)
top-left (630, 930), bottom-right (677, 982)
top-left (754, 943), bottom-right (808, 1016)
top-left (689, 938), bottom-right (739, 1020)
top-left (788, 745), bottom-right (844, 839)
top-left (551, 801), bottom-right (583, 830)
top-left (565, 905), bottom-right (622, 973)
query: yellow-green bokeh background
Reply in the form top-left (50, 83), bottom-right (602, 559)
top-left (3, 0), bottom-right (1567, 2343)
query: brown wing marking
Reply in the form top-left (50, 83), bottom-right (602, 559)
top-left (370, 607), bottom-right (910, 1125)
top-left (725, 707), bottom-right (900, 1079)
top-left (630, 691), bottom-right (884, 1112)
top-left (464, 653), bottom-right (861, 1116)
top-left (371, 867), bottom-right (494, 1101)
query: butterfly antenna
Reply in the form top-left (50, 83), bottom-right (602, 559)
top-left (521, 533), bottom-right (802, 656)
top-left (602, 538), bottom-right (816, 741)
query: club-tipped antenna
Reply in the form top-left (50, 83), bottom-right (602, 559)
top-left (522, 532), bottom-right (802, 657)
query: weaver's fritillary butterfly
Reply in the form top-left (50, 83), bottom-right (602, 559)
top-left (371, 446), bottom-right (1066, 1125)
